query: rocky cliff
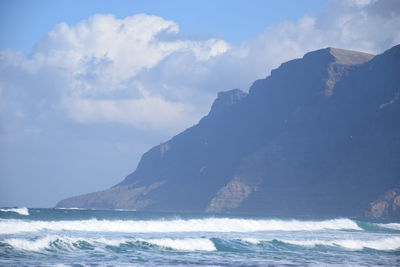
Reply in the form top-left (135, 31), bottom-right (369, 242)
top-left (57, 45), bottom-right (400, 218)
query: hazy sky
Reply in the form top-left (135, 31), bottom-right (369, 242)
top-left (1, 0), bottom-right (399, 207)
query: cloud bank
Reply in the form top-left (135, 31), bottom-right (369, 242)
top-left (1, 14), bottom-right (231, 133)
top-left (1, 1), bottom-right (400, 135)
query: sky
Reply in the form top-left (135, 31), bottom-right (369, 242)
top-left (1, 0), bottom-right (399, 207)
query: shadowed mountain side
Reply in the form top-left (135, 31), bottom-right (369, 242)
top-left (57, 46), bottom-right (400, 218)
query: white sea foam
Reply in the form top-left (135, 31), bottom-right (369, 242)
top-left (86, 237), bottom-right (215, 251)
top-left (3, 235), bottom-right (216, 252)
top-left (0, 218), bottom-right (361, 234)
top-left (3, 236), bottom-right (122, 252)
top-left (3, 235), bottom-right (80, 252)
top-left (141, 238), bottom-right (216, 251)
top-left (5, 236), bottom-right (55, 251)
top-left (4, 234), bottom-right (399, 253)
top-left (377, 223), bottom-right (400, 231)
top-left (0, 207), bottom-right (29, 216)
top-left (281, 237), bottom-right (400, 251)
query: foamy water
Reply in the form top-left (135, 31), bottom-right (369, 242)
top-left (4, 235), bottom-right (216, 252)
top-left (0, 217), bottom-right (361, 234)
top-left (279, 237), bottom-right (400, 251)
top-left (0, 207), bottom-right (29, 216)
top-left (241, 236), bottom-right (400, 251)
top-left (0, 208), bottom-right (399, 267)
top-left (378, 222), bottom-right (400, 231)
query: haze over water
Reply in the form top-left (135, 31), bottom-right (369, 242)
top-left (1, 208), bottom-right (399, 266)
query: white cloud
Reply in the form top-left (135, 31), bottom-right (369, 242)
top-left (214, 0), bottom-right (400, 86)
top-left (64, 89), bottom-right (193, 132)
top-left (29, 13), bottom-right (230, 89)
top-left (0, 14), bottom-right (230, 134)
top-left (1, 1), bottom-right (399, 137)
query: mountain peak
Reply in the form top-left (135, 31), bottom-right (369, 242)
top-left (304, 47), bottom-right (374, 65)
top-left (253, 47), bottom-right (375, 97)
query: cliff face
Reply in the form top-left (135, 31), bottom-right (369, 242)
top-left (368, 187), bottom-right (400, 219)
top-left (57, 45), bottom-right (400, 218)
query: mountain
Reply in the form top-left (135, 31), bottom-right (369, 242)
top-left (57, 45), bottom-right (400, 219)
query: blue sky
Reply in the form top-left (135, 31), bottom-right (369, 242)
top-left (1, 0), bottom-right (327, 52)
top-left (1, 0), bottom-right (399, 207)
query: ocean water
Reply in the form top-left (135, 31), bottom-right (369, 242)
top-left (0, 208), bottom-right (399, 266)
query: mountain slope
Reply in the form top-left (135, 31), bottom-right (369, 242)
top-left (57, 45), bottom-right (400, 218)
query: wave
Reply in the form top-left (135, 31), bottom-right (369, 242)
top-left (115, 209), bottom-right (137, 212)
top-left (0, 207), bottom-right (29, 216)
top-left (140, 238), bottom-right (216, 251)
top-left (285, 237), bottom-right (400, 251)
top-left (2, 236), bottom-right (215, 252)
top-left (377, 223), bottom-right (400, 231)
top-left (96, 237), bottom-right (215, 251)
top-left (55, 207), bottom-right (86, 210)
top-left (0, 217), bottom-right (361, 234)
top-left (4, 235), bottom-right (398, 253)
top-left (55, 207), bottom-right (137, 212)
top-left (3, 235), bottom-right (83, 252)
top-left (241, 237), bottom-right (400, 251)
top-left (241, 238), bottom-right (263, 244)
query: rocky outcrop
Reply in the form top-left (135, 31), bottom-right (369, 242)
top-left (205, 177), bottom-right (258, 213)
top-left (367, 187), bottom-right (400, 219)
top-left (57, 45), bottom-right (400, 219)
top-left (323, 48), bottom-right (374, 96)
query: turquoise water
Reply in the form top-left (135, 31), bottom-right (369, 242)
top-left (0, 208), bottom-right (399, 266)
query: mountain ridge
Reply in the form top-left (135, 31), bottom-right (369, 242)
top-left (57, 45), bottom-right (400, 218)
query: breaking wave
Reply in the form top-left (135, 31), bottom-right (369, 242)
top-left (281, 237), bottom-right (400, 251)
top-left (3, 235), bottom-right (398, 253)
top-left (3, 235), bottom-right (79, 252)
top-left (241, 237), bottom-right (400, 251)
top-left (377, 223), bottom-right (400, 231)
top-left (0, 207), bottom-right (29, 216)
top-left (0, 217), bottom-right (361, 234)
top-left (1, 236), bottom-right (216, 252)
top-left (140, 238), bottom-right (216, 251)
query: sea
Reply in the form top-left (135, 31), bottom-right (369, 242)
top-left (0, 208), bottom-right (399, 266)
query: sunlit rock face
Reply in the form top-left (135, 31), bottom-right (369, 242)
top-left (57, 45), bottom-right (400, 219)
top-left (368, 187), bottom-right (400, 219)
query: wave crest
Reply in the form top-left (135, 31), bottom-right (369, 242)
top-left (240, 236), bottom-right (400, 251)
top-left (140, 238), bottom-right (216, 251)
top-left (277, 237), bottom-right (400, 251)
top-left (2, 236), bottom-right (216, 252)
top-left (0, 207), bottom-right (29, 216)
top-left (5, 235), bottom-right (398, 253)
top-left (0, 217), bottom-right (361, 234)
top-left (377, 223), bottom-right (400, 231)
top-left (3, 236), bottom-right (79, 252)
